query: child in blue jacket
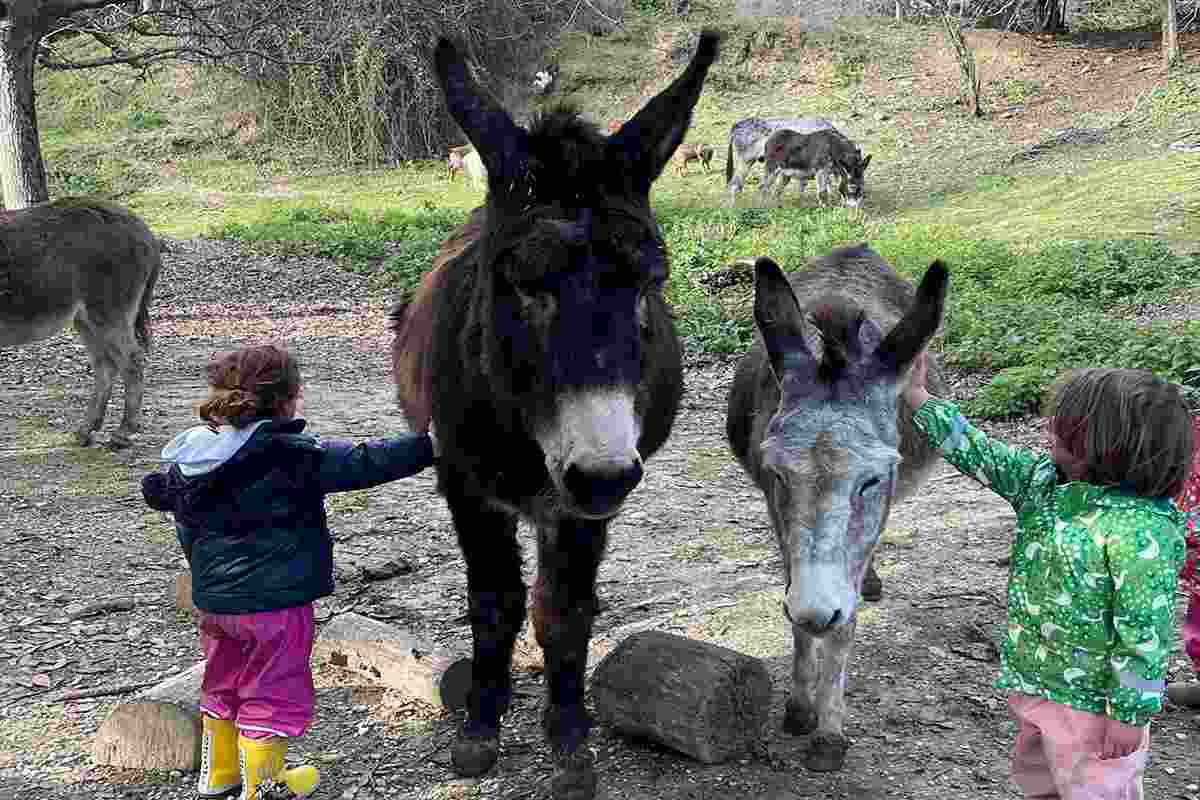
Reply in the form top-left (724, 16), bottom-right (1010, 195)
top-left (142, 343), bottom-right (436, 800)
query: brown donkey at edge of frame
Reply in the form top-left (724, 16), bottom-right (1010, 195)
top-left (726, 244), bottom-right (949, 773)
top-left (390, 30), bottom-right (722, 800)
top-left (0, 199), bottom-right (161, 448)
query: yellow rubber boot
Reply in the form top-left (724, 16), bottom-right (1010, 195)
top-left (237, 735), bottom-right (319, 799)
top-left (197, 716), bottom-right (240, 797)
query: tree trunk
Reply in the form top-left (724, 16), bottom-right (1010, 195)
top-left (312, 612), bottom-right (472, 711)
top-left (590, 631), bottom-right (772, 764)
top-left (0, 12), bottom-right (49, 209)
top-left (1164, 0), bottom-right (1180, 68)
top-left (91, 661), bottom-right (206, 770)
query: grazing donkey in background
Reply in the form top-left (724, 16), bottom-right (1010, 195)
top-left (760, 128), bottom-right (872, 208)
top-left (0, 199), bottom-right (160, 448)
top-left (391, 30), bottom-right (720, 800)
top-left (725, 116), bottom-right (834, 198)
top-left (726, 245), bottom-right (948, 772)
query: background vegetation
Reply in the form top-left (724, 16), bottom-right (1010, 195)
top-left (32, 0), bottom-right (1200, 418)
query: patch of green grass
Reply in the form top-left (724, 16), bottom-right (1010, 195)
top-left (901, 153), bottom-right (1200, 250)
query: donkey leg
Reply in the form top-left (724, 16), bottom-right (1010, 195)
top-left (109, 324), bottom-right (147, 449)
top-left (536, 517), bottom-right (608, 800)
top-left (784, 625), bottom-right (820, 737)
top-left (72, 318), bottom-right (119, 447)
top-left (807, 618), bottom-right (857, 772)
top-left (449, 496), bottom-right (525, 778)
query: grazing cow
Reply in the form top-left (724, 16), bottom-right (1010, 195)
top-left (726, 244), bottom-right (949, 772)
top-left (0, 199), bottom-right (161, 448)
top-left (725, 116), bottom-right (835, 199)
top-left (760, 128), bottom-right (872, 208)
top-left (673, 143), bottom-right (714, 176)
top-left (390, 30), bottom-right (721, 800)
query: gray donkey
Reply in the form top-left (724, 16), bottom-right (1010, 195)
top-left (0, 199), bottom-right (160, 448)
top-left (760, 128), bottom-right (872, 208)
top-left (726, 244), bottom-right (948, 772)
top-left (725, 116), bottom-right (834, 199)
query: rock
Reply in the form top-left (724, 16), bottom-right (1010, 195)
top-left (361, 559), bottom-right (413, 581)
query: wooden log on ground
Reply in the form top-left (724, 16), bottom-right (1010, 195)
top-left (589, 630), bottom-right (771, 764)
top-left (91, 661), bottom-right (205, 770)
top-left (313, 612), bottom-right (472, 711)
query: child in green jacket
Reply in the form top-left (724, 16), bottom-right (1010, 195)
top-left (904, 355), bottom-right (1192, 799)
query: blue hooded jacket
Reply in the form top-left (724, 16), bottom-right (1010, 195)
top-left (141, 418), bottom-right (435, 614)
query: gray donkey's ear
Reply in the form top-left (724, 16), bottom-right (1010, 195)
top-left (875, 260), bottom-right (948, 375)
top-left (753, 257), bottom-right (820, 381)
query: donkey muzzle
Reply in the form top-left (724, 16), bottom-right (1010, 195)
top-left (563, 456), bottom-right (644, 518)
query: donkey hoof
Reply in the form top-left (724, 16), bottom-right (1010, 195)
top-left (450, 733), bottom-right (500, 777)
top-left (782, 699), bottom-right (817, 735)
top-left (803, 732), bottom-right (850, 772)
top-left (861, 568), bottom-right (883, 602)
top-left (551, 748), bottom-right (596, 800)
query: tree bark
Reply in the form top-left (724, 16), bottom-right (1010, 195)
top-left (590, 631), bottom-right (772, 764)
top-left (91, 661), bottom-right (206, 771)
top-left (1164, 0), bottom-right (1180, 69)
top-left (0, 4), bottom-right (49, 209)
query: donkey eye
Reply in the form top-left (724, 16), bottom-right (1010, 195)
top-left (858, 476), bottom-right (882, 495)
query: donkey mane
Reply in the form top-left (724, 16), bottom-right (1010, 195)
top-left (805, 296), bottom-right (868, 383)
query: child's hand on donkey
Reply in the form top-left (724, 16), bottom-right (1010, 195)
top-left (903, 349), bottom-right (932, 411)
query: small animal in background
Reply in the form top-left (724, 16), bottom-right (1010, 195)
top-left (605, 119), bottom-right (624, 135)
top-left (447, 145), bottom-right (472, 182)
top-left (674, 143), bottom-right (714, 176)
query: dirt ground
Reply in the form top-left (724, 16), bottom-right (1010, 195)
top-left (3, 237), bottom-right (1200, 800)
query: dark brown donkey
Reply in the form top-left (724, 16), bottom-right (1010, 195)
top-left (0, 199), bottom-right (160, 448)
top-left (726, 245), bottom-right (948, 772)
top-left (391, 31), bottom-right (721, 800)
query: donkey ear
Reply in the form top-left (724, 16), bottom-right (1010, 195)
top-left (606, 30), bottom-right (721, 195)
top-left (754, 257), bottom-right (816, 380)
top-left (875, 260), bottom-right (948, 375)
top-left (433, 38), bottom-right (528, 194)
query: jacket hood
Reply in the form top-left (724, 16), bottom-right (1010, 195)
top-left (142, 417), bottom-right (313, 513)
top-left (162, 421), bottom-right (272, 476)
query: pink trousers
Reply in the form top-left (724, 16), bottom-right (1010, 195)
top-left (1008, 694), bottom-right (1148, 800)
top-left (198, 604), bottom-right (316, 738)
top-left (1185, 595), bottom-right (1200, 672)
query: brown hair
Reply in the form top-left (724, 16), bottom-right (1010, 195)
top-left (1048, 368), bottom-right (1194, 498)
top-left (196, 344), bottom-right (302, 429)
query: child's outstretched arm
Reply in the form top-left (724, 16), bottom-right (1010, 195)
top-left (904, 350), bottom-right (1047, 510)
top-left (1106, 513), bottom-right (1184, 728)
top-left (316, 431), bottom-right (436, 494)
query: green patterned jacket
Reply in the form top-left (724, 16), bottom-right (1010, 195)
top-left (913, 399), bottom-right (1187, 726)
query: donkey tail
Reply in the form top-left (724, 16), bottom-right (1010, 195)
top-left (725, 135), bottom-right (734, 184)
top-left (135, 241), bottom-right (162, 351)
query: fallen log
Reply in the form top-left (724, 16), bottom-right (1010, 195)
top-left (91, 661), bottom-right (205, 770)
top-left (313, 612), bottom-right (471, 711)
top-left (589, 630), bottom-right (771, 764)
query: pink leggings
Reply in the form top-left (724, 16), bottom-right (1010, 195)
top-left (1185, 595), bottom-right (1200, 672)
top-left (1008, 694), bottom-right (1148, 799)
top-left (198, 604), bottom-right (316, 738)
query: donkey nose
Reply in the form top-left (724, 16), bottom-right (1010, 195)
top-left (783, 601), bottom-right (843, 636)
top-left (563, 459), bottom-right (644, 517)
